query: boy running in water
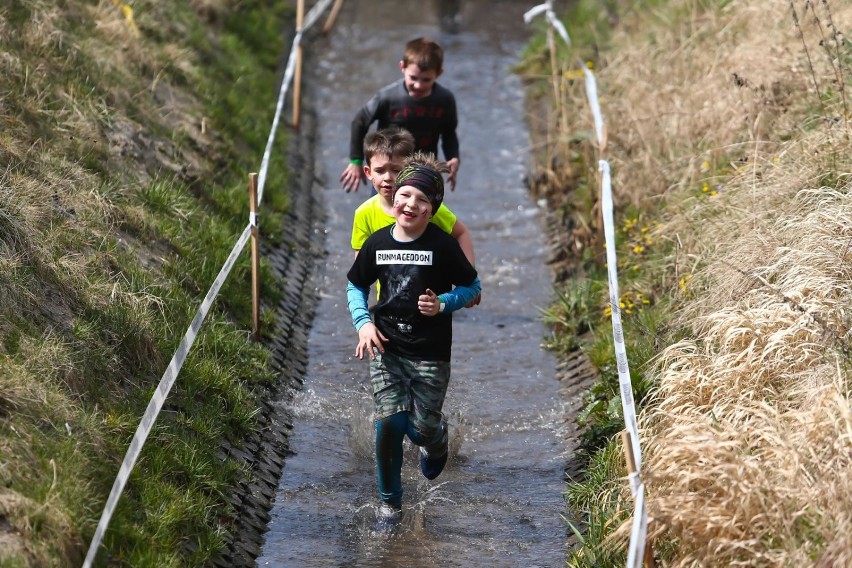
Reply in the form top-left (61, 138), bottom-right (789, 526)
top-left (352, 127), bottom-right (473, 265)
top-left (346, 155), bottom-right (480, 519)
top-left (340, 37), bottom-right (461, 193)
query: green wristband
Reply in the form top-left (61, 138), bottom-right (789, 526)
top-left (349, 158), bottom-right (363, 166)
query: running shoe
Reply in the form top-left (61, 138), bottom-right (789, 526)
top-left (374, 503), bottom-right (402, 532)
top-left (419, 445), bottom-right (448, 480)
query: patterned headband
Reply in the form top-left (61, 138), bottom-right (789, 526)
top-left (394, 164), bottom-right (444, 212)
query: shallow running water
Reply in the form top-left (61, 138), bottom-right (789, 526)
top-left (258, 1), bottom-right (568, 566)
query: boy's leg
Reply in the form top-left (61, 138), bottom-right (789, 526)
top-left (370, 352), bottom-right (412, 507)
top-left (405, 360), bottom-right (451, 479)
top-left (375, 411), bottom-right (408, 508)
top-left (405, 359), bottom-right (450, 447)
top-left (416, 417), bottom-right (448, 480)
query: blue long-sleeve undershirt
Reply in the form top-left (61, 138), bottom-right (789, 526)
top-left (347, 282), bottom-right (372, 331)
top-left (439, 277), bottom-right (481, 312)
top-left (346, 277), bottom-right (481, 331)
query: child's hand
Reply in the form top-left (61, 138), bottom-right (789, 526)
top-left (465, 293), bottom-right (481, 308)
top-left (340, 163), bottom-right (366, 193)
top-left (355, 322), bottom-right (387, 360)
top-left (446, 158), bottom-right (460, 191)
top-left (418, 289), bottom-right (441, 317)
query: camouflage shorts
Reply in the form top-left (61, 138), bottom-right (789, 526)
top-left (369, 351), bottom-right (450, 441)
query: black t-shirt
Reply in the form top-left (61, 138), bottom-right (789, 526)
top-left (350, 79), bottom-right (460, 162)
top-left (347, 224), bottom-right (477, 361)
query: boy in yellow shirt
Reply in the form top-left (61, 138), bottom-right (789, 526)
top-left (351, 127), bottom-right (474, 266)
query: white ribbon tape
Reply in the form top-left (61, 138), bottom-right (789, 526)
top-left (582, 65), bottom-right (604, 147)
top-left (627, 471), bottom-right (641, 497)
top-left (302, 0), bottom-right (336, 30)
top-left (548, 12), bottom-right (571, 45)
top-left (524, 3), bottom-right (647, 562)
top-left (524, 2), bottom-right (571, 45)
top-left (523, 2), bottom-right (550, 24)
top-left (256, 30), bottom-right (300, 206)
top-left (83, 1), bottom-right (344, 563)
top-left (525, 4), bottom-right (602, 146)
top-left (626, 482), bottom-right (649, 568)
top-left (600, 159), bottom-right (642, 475)
top-left (83, 225), bottom-right (252, 568)
top-left (257, 0), bottom-right (335, 206)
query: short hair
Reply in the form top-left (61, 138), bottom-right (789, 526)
top-left (363, 127), bottom-right (415, 165)
top-left (402, 37), bottom-right (444, 72)
top-left (402, 151), bottom-right (450, 175)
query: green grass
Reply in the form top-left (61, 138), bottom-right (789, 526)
top-left (565, 440), bottom-right (631, 567)
top-left (0, 0), bottom-right (296, 565)
top-left (540, 278), bottom-right (605, 353)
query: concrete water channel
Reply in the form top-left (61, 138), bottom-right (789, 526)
top-left (256, 1), bottom-right (574, 565)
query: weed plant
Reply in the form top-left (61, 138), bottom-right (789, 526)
top-left (522, 0), bottom-right (852, 564)
top-left (0, 0), bottom-right (293, 565)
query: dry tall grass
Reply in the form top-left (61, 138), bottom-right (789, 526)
top-left (552, 1), bottom-right (849, 207)
top-left (646, 165), bottom-right (852, 565)
top-left (627, 2), bottom-right (851, 565)
top-left (551, 0), bottom-right (852, 564)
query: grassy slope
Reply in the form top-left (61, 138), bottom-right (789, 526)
top-left (0, 0), bottom-right (293, 565)
top-left (520, 0), bottom-right (852, 565)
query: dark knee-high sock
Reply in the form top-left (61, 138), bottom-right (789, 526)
top-left (407, 418), bottom-right (448, 455)
top-left (375, 411), bottom-right (408, 508)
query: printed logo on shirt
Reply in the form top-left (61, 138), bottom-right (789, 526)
top-left (391, 105), bottom-right (446, 120)
top-left (376, 250), bottom-right (433, 266)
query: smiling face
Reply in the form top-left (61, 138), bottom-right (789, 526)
top-left (392, 185), bottom-right (433, 236)
top-left (399, 62), bottom-right (441, 99)
top-left (364, 152), bottom-right (405, 201)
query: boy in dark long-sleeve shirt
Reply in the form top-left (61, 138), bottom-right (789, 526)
top-left (340, 37), bottom-right (461, 193)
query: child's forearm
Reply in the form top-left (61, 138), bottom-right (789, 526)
top-left (346, 281), bottom-right (371, 330)
top-left (441, 131), bottom-right (460, 162)
top-left (438, 277), bottom-right (481, 313)
top-left (450, 219), bottom-right (475, 265)
top-left (456, 231), bottom-right (475, 266)
top-left (350, 98), bottom-right (379, 160)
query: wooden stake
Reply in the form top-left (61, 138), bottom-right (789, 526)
top-left (292, 0), bottom-right (305, 129)
top-left (249, 173), bottom-right (261, 342)
top-left (322, 0), bottom-right (345, 35)
top-left (621, 430), bottom-right (637, 474)
top-left (547, 25), bottom-right (560, 125)
top-left (621, 431), bottom-right (655, 567)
